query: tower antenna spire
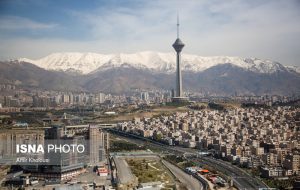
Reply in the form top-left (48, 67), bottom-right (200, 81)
top-left (177, 13), bottom-right (179, 38)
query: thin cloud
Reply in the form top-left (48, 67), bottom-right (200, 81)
top-left (0, 16), bottom-right (57, 30)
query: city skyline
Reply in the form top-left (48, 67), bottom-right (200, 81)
top-left (0, 0), bottom-right (300, 67)
top-left (0, 1), bottom-right (299, 189)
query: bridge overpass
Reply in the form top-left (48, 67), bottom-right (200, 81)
top-left (65, 123), bottom-right (117, 130)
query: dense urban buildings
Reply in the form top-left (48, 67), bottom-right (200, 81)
top-left (1, 84), bottom-right (298, 113)
top-left (117, 106), bottom-right (300, 178)
top-left (0, 86), bottom-right (175, 112)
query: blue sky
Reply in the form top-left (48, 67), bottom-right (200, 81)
top-left (0, 0), bottom-right (299, 66)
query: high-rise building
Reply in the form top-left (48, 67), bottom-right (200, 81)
top-left (69, 94), bottom-right (74, 104)
top-left (62, 94), bottom-right (70, 104)
top-left (172, 15), bottom-right (188, 103)
top-left (0, 129), bottom-right (44, 158)
top-left (89, 125), bottom-right (106, 164)
top-left (4, 96), bottom-right (12, 107)
top-left (140, 92), bottom-right (149, 101)
top-left (32, 96), bottom-right (50, 107)
top-left (4, 96), bottom-right (20, 107)
top-left (283, 154), bottom-right (299, 174)
top-left (55, 95), bottom-right (61, 104)
top-left (99, 93), bottom-right (105, 103)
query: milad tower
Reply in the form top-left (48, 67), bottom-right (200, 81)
top-left (172, 15), bottom-right (189, 103)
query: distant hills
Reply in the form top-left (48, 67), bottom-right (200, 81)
top-left (0, 51), bottom-right (299, 95)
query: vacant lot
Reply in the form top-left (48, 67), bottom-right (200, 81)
top-left (126, 158), bottom-right (176, 189)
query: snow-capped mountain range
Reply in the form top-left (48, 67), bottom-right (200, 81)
top-left (18, 51), bottom-right (298, 75)
top-left (1, 51), bottom-right (299, 95)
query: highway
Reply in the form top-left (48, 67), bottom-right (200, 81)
top-left (162, 160), bottom-right (203, 190)
top-left (171, 146), bottom-right (267, 189)
top-left (193, 156), bottom-right (265, 189)
top-left (107, 129), bottom-right (268, 190)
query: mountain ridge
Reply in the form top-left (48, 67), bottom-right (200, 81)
top-left (1, 59), bottom-right (300, 95)
top-left (17, 51), bottom-right (299, 75)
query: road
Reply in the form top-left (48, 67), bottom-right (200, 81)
top-left (172, 146), bottom-right (267, 189)
top-left (108, 129), bottom-right (268, 190)
top-left (113, 156), bottom-right (135, 184)
top-left (162, 160), bottom-right (203, 190)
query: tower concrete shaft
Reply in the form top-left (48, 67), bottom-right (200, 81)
top-left (176, 51), bottom-right (182, 97)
